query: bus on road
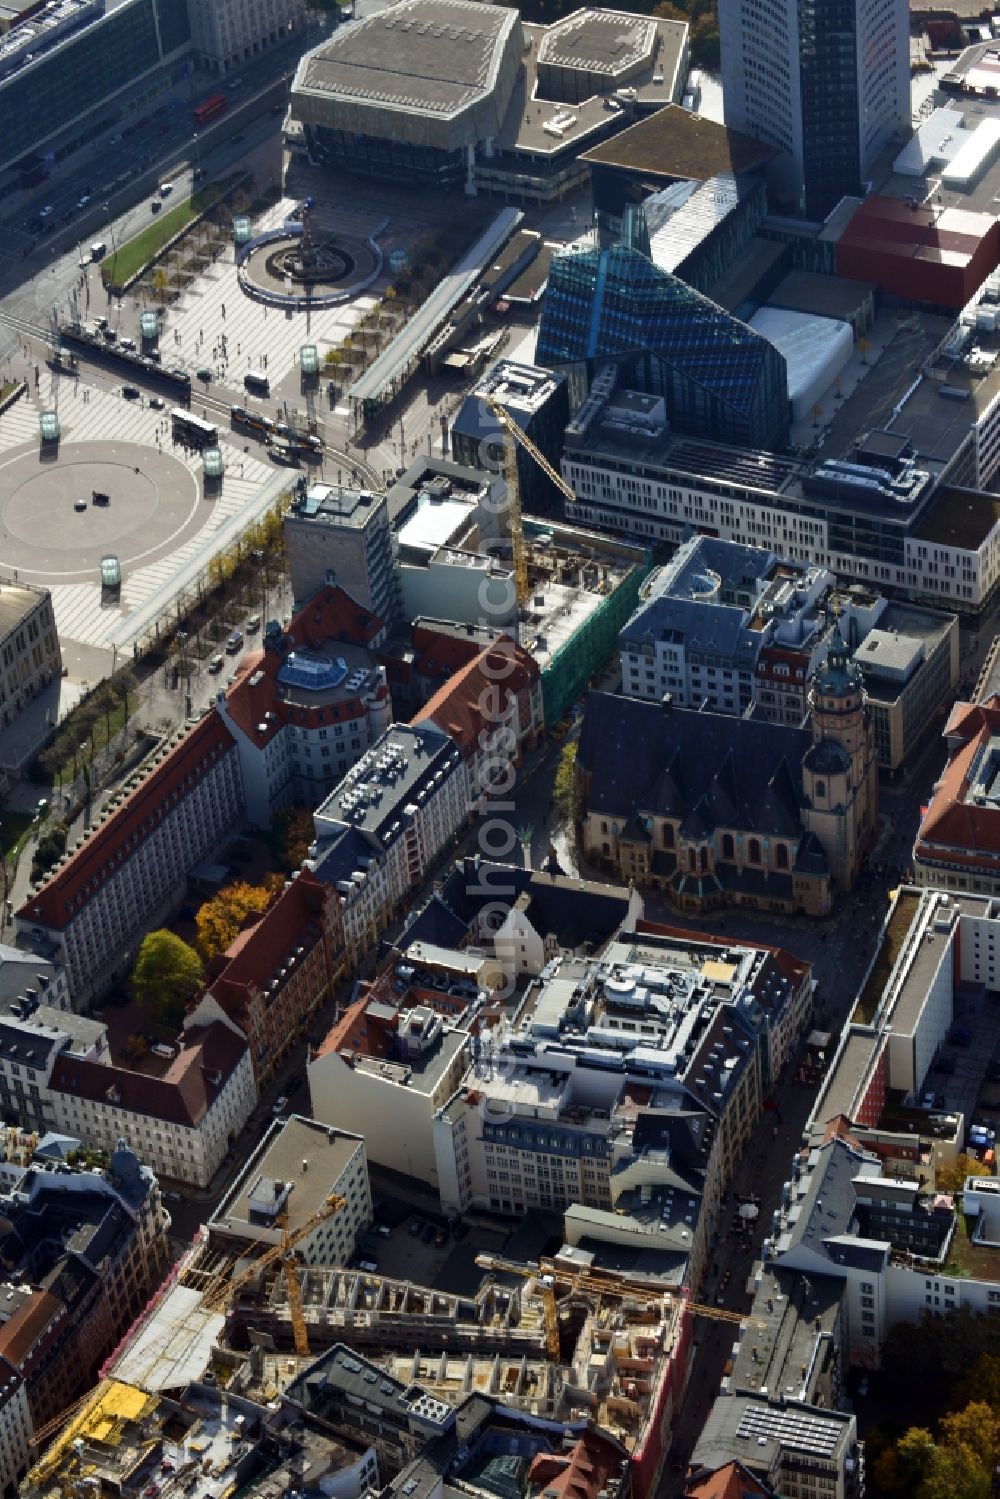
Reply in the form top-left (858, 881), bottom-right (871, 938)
top-left (171, 409), bottom-right (218, 448)
top-left (194, 92), bottom-right (227, 126)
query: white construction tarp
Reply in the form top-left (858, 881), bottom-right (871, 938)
top-left (750, 306), bottom-right (854, 422)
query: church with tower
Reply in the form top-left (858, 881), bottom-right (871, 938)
top-left (575, 622), bottom-right (878, 917)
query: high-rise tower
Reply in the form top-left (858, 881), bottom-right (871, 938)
top-left (719, 0), bottom-right (909, 220)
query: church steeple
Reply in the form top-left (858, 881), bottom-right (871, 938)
top-left (801, 614), bottom-right (878, 890)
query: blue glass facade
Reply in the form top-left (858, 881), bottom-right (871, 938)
top-left (0, 0), bottom-right (190, 175)
top-left (536, 240), bottom-right (790, 450)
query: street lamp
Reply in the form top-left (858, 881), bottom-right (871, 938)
top-left (193, 132), bottom-right (200, 177)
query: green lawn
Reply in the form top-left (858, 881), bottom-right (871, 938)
top-left (52, 697), bottom-right (131, 789)
top-left (102, 177), bottom-right (240, 289)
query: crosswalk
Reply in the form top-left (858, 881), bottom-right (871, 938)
top-left (0, 396), bottom-right (42, 451)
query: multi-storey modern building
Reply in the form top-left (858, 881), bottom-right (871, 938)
top-left (290, 0), bottom-right (689, 202)
top-left (187, 0), bottom-right (308, 73)
top-left (284, 484), bottom-right (400, 623)
top-left (0, 0), bottom-right (192, 179)
top-left (216, 587), bottom-right (392, 822)
top-left (536, 233), bottom-right (790, 451)
top-left (433, 923), bottom-right (815, 1286)
top-left (718, 0), bottom-right (909, 219)
top-left (49, 1022), bottom-right (254, 1187)
top-left (693, 1392), bottom-right (863, 1499)
top-left (307, 724), bottom-right (467, 966)
top-left (451, 362), bottom-right (570, 517)
top-left (209, 1115), bottom-right (372, 1266)
top-left (561, 396), bottom-right (1000, 616)
top-left (310, 991), bottom-right (476, 1196)
top-left (15, 713), bottom-right (244, 1008)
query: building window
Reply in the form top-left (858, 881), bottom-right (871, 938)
top-left (775, 844), bottom-right (789, 870)
top-left (748, 838), bottom-right (761, 864)
top-left (722, 833), bottom-right (734, 860)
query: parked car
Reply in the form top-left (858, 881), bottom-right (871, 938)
top-left (272, 1096), bottom-right (288, 1117)
top-left (149, 396), bottom-right (165, 409)
top-left (208, 653), bottom-right (225, 673)
top-left (409, 1218), bottom-right (423, 1237)
top-left (226, 629), bottom-right (243, 653)
top-left (151, 200), bottom-right (162, 213)
top-left (421, 1222), bottom-right (435, 1244)
top-left (121, 384), bottom-right (140, 399)
top-left (434, 1228), bottom-right (448, 1248)
top-left (246, 614), bottom-right (261, 633)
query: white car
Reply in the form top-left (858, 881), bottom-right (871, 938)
top-left (39, 205), bottom-right (53, 218)
top-left (77, 194), bottom-right (91, 207)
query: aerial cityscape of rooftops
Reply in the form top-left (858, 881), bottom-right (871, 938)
top-left (3, 0), bottom-right (1000, 1494)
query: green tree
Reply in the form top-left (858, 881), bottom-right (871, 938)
top-left (939, 1403), bottom-right (1000, 1473)
top-left (895, 1427), bottom-right (936, 1494)
top-left (271, 806), bottom-right (316, 872)
top-left (31, 825), bottom-right (67, 884)
top-left (936, 1153), bottom-right (981, 1194)
top-left (194, 878), bottom-right (278, 961)
top-left (956, 1354), bottom-right (1000, 1414)
top-left (553, 740), bottom-right (579, 827)
top-left (131, 930), bottom-right (203, 1027)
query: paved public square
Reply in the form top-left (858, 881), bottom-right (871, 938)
top-left (0, 372), bottom-right (277, 666)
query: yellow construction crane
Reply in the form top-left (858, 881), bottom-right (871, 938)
top-left (26, 1388), bottom-right (101, 1449)
top-left (476, 1251), bottom-right (763, 1361)
top-left (483, 397), bottom-right (578, 609)
top-left (201, 1192), bottom-right (346, 1358)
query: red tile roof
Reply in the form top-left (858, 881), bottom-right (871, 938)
top-left (210, 870), bottom-right (326, 1007)
top-left (223, 586), bottom-right (387, 751)
top-left (527, 1432), bottom-right (622, 1499)
top-left (415, 636), bottom-right (538, 754)
top-left (0, 1288), bottom-right (62, 1369)
top-left (410, 622), bottom-right (487, 681)
top-left (50, 1021), bottom-right (247, 1128)
top-left (19, 712), bottom-right (237, 932)
top-left (685, 1461), bottom-right (772, 1499)
top-left (915, 698), bottom-right (1000, 864)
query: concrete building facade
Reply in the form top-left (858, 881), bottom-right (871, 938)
top-left (285, 485), bottom-right (400, 624)
top-left (187, 0), bottom-right (309, 74)
top-left (719, 0), bottom-right (909, 218)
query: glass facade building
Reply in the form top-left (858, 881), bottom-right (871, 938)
top-left (0, 0), bottom-right (191, 176)
top-left (536, 240), bottom-right (790, 451)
